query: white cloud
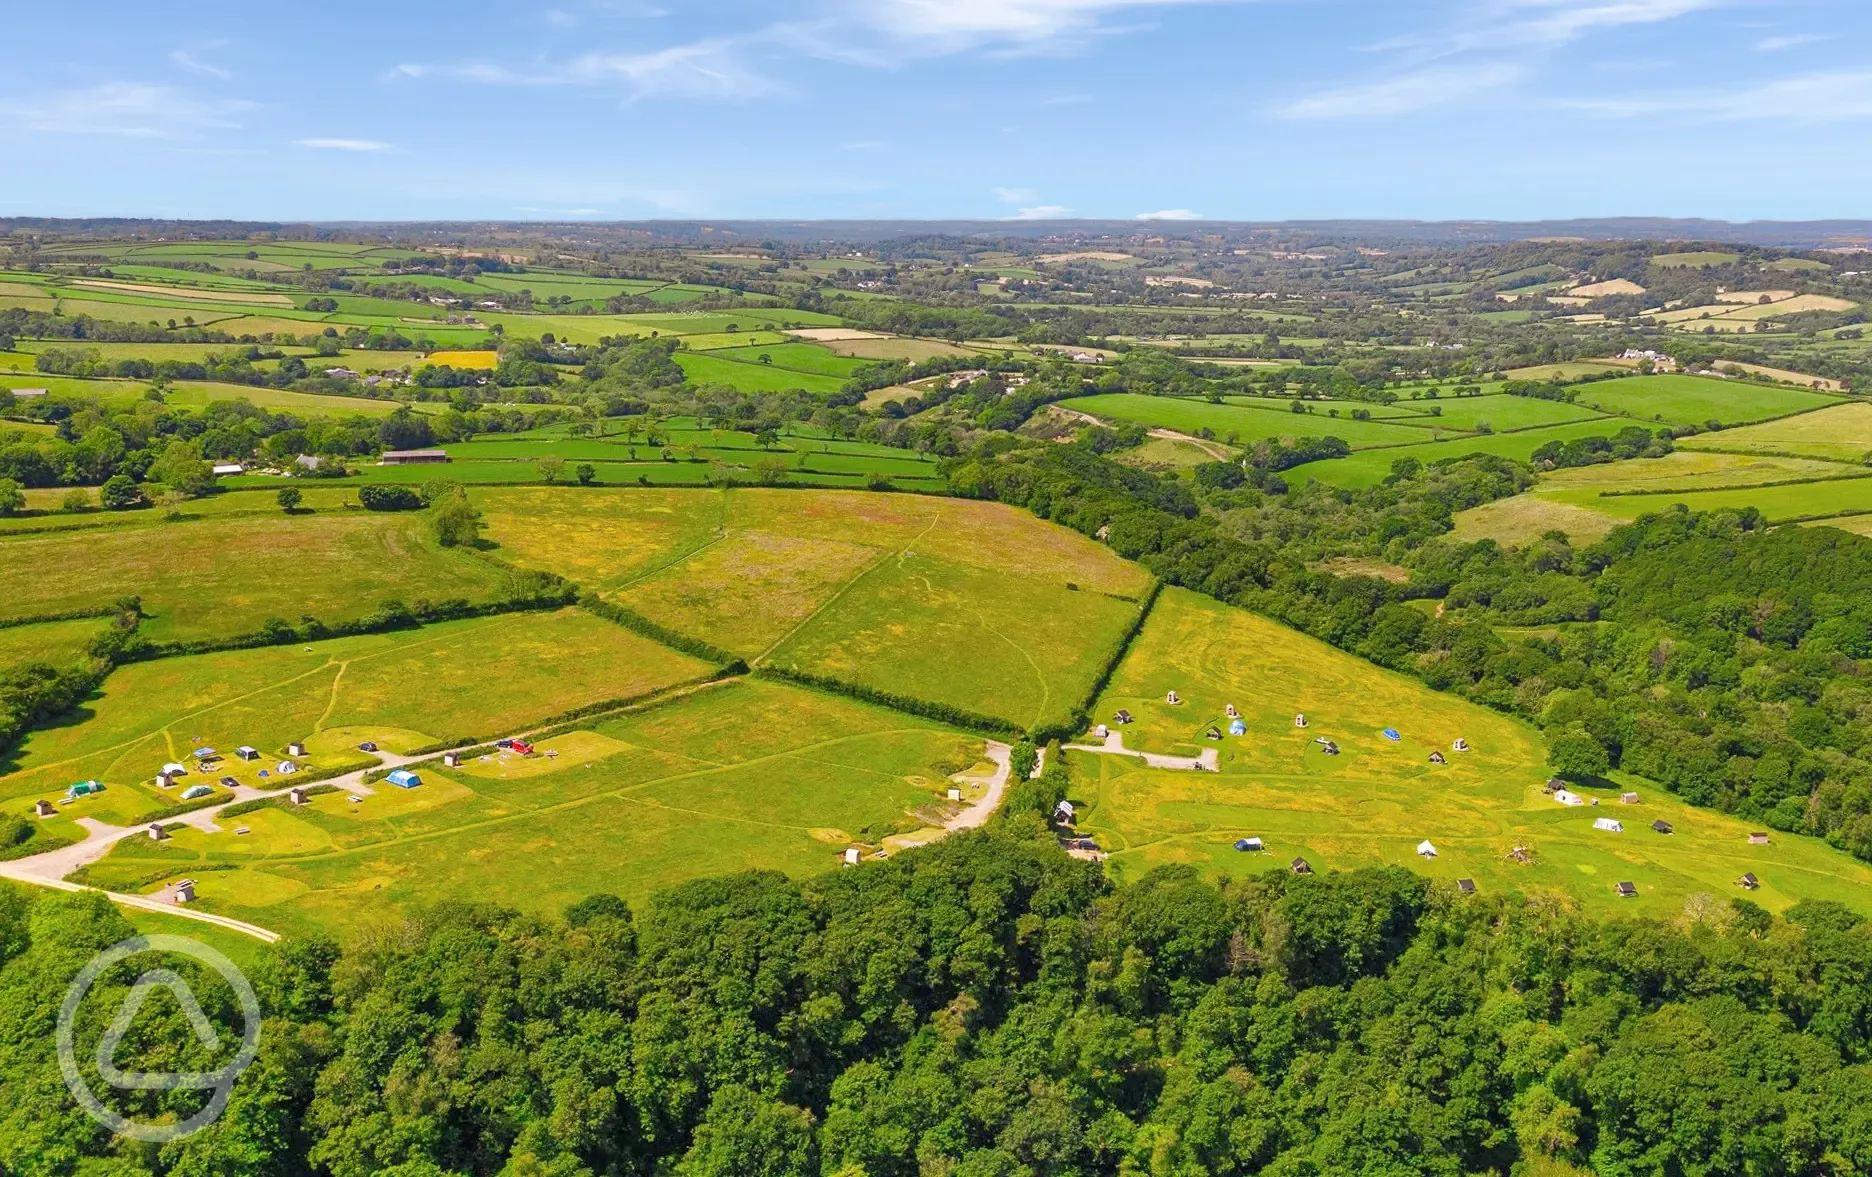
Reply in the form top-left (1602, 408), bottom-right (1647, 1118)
top-left (171, 48), bottom-right (232, 81)
top-left (0, 82), bottom-right (251, 137)
top-left (1279, 63), bottom-right (1523, 118)
top-left (849, 0), bottom-right (1218, 49)
top-left (993, 186), bottom-right (1040, 203)
top-left (1137, 208), bottom-right (1203, 220)
top-left (1009, 204), bottom-right (1074, 219)
top-left (1561, 69), bottom-right (1872, 119)
top-left (396, 36), bottom-right (767, 99)
top-left (1755, 33), bottom-right (1825, 51)
top-left (296, 138), bottom-right (393, 151)
top-left (1425, 0), bottom-right (1726, 54)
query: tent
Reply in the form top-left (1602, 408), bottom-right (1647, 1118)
top-left (162, 762), bottom-right (189, 777)
top-left (235, 746), bottom-right (260, 761)
top-left (1294, 713), bottom-right (1307, 728)
top-left (66, 780), bottom-right (102, 799)
top-left (386, 770), bottom-right (422, 789)
top-left (1234, 837), bottom-right (1264, 852)
top-left (1593, 817), bottom-right (1624, 833)
top-left (1416, 840), bottom-right (1437, 858)
top-left (180, 785), bottom-right (213, 800)
top-left (1652, 820), bottom-right (1674, 834)
top-left (1452, 738), bottom-right (1470, 753)
top-left (1615, 882), bottom-right (1638, 898)
top-left (1381, 728), bottom-right (1401, 742)
top-left (1228, 719), bottom-right (1247, 736)
top-left (1553, 790), bottom-right (1586, 806)
top-left (192, 748), bottom-right (217, 760)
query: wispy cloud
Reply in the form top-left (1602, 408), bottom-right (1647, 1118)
top-left (1009, 204), bottom-right (1074, 219)
top-left (1137, 208), bottom-right (1203, 220)
top-left (170, 47), bottom-right (232, 81)
top-left (1387, 0), bottom-right (1729, 56)
top-left (1562, 69), bottom-right (1872, 119)
top-left (396, 36), bottom-right (768, 99)
top-left (1755, 33), bottom-right (1825, 52)
top-left (0, 82), bottom-right (251, 137)
top-left (1279, 63), bottom-right (1523, 119)
top-left (993, 186), bottom-right (1040, 204)
top-left (295, 138), bottom-right (393, 151)
top-left (849, 0), bottom-right (1221, 51)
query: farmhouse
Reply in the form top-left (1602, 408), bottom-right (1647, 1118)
top-left (380, 449), bottom-right (451, 465)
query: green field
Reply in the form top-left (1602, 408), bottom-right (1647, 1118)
top-left (1077, 588), bottom-right (1872, 915)
top-left (1393, 393), bottom-right (1611, 431)
top-left (0, 616), bottom-right (110, 670)
top-left (0, 510), bottom-right (514, 642)
top-left (1567, 375), bottom-right (1841, 427)
top-left (71, 677), bottom-right (993, 938)
top-left (478, 487), bottom-right (1152, 729)
top-left (704, 342), bottom-right (870, 377)
top-left (1294, 419), bottom-right (1647, 489)
top-left (674, 351), bottom-right (849, 394)
top-left (1677, 401), bottom-right (1872, 462)
top-left (1063, 394), bottom-right (1441, 448)
top-left (0, 608), bottom-right (713, 834)
top-left (1540, 474), bottom-right (1872, 524)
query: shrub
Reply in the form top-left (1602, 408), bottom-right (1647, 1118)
top-left (358, 484), bottom-right (423, 511)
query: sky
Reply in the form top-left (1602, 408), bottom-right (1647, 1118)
top-left (3, 0), bottom-right (1870, 223)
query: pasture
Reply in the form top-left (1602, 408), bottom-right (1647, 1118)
top-left (1077, 588), bottom-right (1872, 915)
top-left (480, 487), bottom-right (1152, 728)
top-left (1541, 475), bottom-right (1872, 524)
top-left (1567, 374), bottom-right (1840, 427)
top-left (673, 352), bottom-right (848, 394)
top-left (72, 677), bottom-right (993, 939)
top-left (1062, 394), bottom-right (1438, 448)
top-left (1677, 401), bottom-right (1872, 462)
top-left (1294, 419), bottom-right (1645, 489)
top-left (0, 510), bottom-right (513, 643)
top-left (0, 608), bottom-right (712, 833)
top-left (0, 617), bottom-right (110, 670)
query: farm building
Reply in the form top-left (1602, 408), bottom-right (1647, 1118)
top-left (1615, 882), bottom-right (1638, 898)
top-left (1737, 872), bottom-right (1761, 890)
top-left (386, 769), bottom-right (422, 789)
top-left (1652, 820), bottom-right (1674, 834)
top-left (1544, 778), bottom-right (1565, 793)
top-left (1416, 840), bottom-right (1437, 858)
top-left (1456, 879), bottom-right (1477, 896)
top-left (1290, 857), bottom-right (1312, 875)
top-left (212, 463), bottom-right (246, 477)
top-left (1593, 818), bottom-right (1624, 833)
top-left (1234, 837), bottom-right (1263, 852)
top-left (379, 449), bottom-right (451, 465)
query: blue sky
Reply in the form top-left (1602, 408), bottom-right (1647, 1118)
top-left (3, 0), bottom-right (1869, 222)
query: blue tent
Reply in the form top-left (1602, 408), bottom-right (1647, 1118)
top-left (387, 769), bottom-right (422, 789)
top-left (1228, 719), bottom-right (1247, 736)
top-left (1382, 728), bottom-right (1401, 742)
top-left (1234, 837), bottom-right (1264, 852)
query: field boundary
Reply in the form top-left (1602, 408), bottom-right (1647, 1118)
top-left (1596, 470), bottom-right (1872, 497)
top-left (1031, 579), bottom-right (1164, 743)
top-left (579, 594), bottom-right (744, 666)
top-left (752, 666), bottom-right (1021, 736)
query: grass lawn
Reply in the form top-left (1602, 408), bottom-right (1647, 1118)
top-left (73, 678), bottom-right (992, 939)
top-left (0, 616), bottom-right (111, 670)
top-left (1566, 375), bottom-right (1841, 428)
top-left (1077, 588), bottom-right (1872, 915)
top-left (0, 608), bottom-right (712, 833)
top-left (1063, 394), bottom-right (1438, 448)
top-left (1678, 401), bottom-right (1872, 463)
top-left (0, 510), bottom-right (513, 643)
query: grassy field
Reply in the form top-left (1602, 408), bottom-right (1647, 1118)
top-left (72, 677), bottom-right (994, 939)
top-left (704, 342), bottom-right (870, 377)
top-left (1450, 496), bottom-right (1622, 546)
top-left (0, 510), bottom-right (513, 642)
top-left (1063, 394), bottom-right (1439, 448)
top-left (0, 608), bottom-right (712, 834)
top-left (1077, 588), bottom-right (1872, 915)
top-left (1393, 393), bottom-right (1611, 432)
top-left (479, 487), bottom-right (1151, 728)
top-left (673, 352), bottom-right (848, 394)
top-left (0, 616), bottom-right (111, 670)
top-left (1541, 476), bottom-right (1872, 524)
top-left (1678, 401), bottom-right (1872, 462)
top-left (1567, 375), bottom-right (1841, 427)
top-left (1295, 419), bottom-right (1646, 489)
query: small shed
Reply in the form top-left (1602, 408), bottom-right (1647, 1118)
top-left (287, 742), bottom-right (307, 758)
top-left (1290, 856), bottom-right (1312, 875)
top-left (1094, 723), bottom-right (1109, 739)
top-left (1234, 837), bottom-right (1264, 852)
top-left (442, 752), bottom-right (462, 768)
top-left (155, 772), bottom-right (174, 788)
top-left (1228, 719), bottom-right (1247, 736)
top-left (386, 769), bottom-right (422, 789)
top-left (1593, 817), bottom-right (1624, 833)
top-left (147, 824), bottom-right (166, 841)
top-left (843, 847), bottom-right (861, 866)
top-left (34, 800), bottom-right (55, 818)
top-left (1554, 790), bottom-right (1586, 807)
top-left (1054, 800), bottom-right (1077, 824)
top-left (1416, 840), bottom-right (1438, 858)
top-left (1748, 832), bottom-right (1770, 846)
top-left (180, 784), bottom-right (213, 800)
top-left (379, 449), bottom-right (451, 465)
top-left (946, 787), bottom-right (961, 801)
top-left (1652, 819), bottom-right (1674, 834)
top-left (288, 787), bottom-right (309, 806)
top-left (1736, 872), bottom-right (1761, 890)
top-left (173, 879), bottom-right (196, 905)
top-left (1456, 878), bottom-right (1477, 896)
top-left (1615, 881), bottom-right (1638, 898)
top-left (235, 746), bottom-right (259, 761)
top-left (1620, 792), bottom-right (1640, 804)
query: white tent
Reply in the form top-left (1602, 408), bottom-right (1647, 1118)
top-left (1416, 840), bottom-right (1437, 858)
top-left (1593, 817), bottom-right (1624, 833)
top-left (161, 762), bottom-right (188, 777)
top-left (1553, 790), bottom-right (1586, 807)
